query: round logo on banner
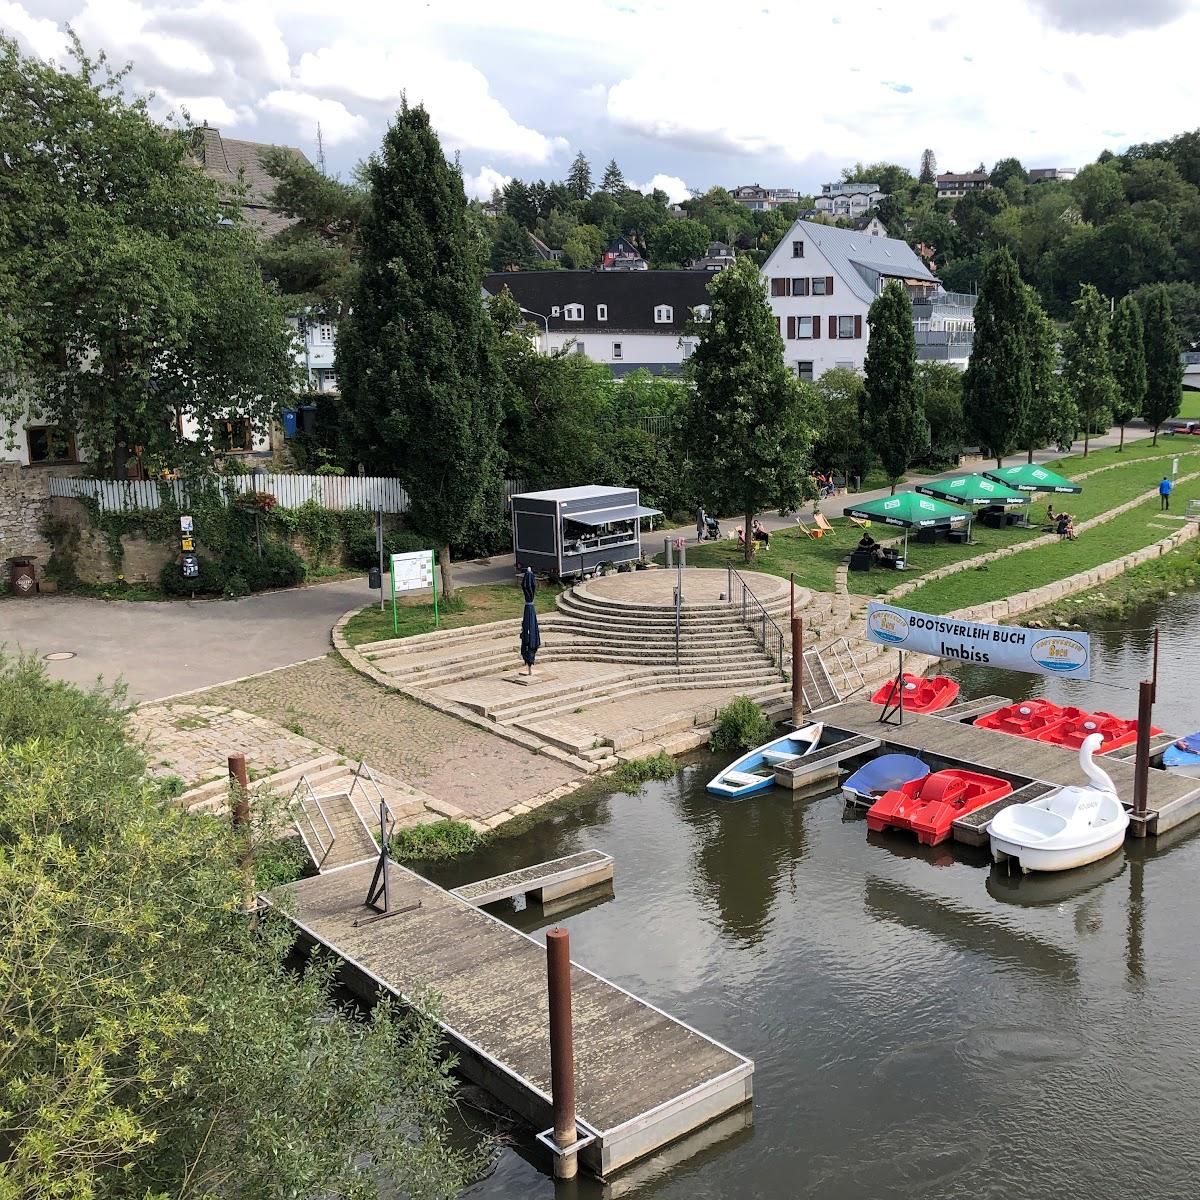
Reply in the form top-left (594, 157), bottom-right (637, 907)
top-left (1030, 635), bottom-right (1088, 673)
top-left (868, 607), bottom-right (910, 644)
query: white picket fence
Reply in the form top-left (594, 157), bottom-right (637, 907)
top-left (47, 473), bottom-right (527, 515)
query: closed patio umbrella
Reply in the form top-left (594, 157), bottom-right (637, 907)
top-left (520, 566), bottom-right (541, 675)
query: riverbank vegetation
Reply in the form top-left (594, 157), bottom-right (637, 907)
top-left (710, 696), bottom-right (775, 753)
top-left (610, 751), bottom-right (678, 793)
top-left (0, 652), bottom-right (482, 1199)
top-left (389, 818), bottom-right (482, 861)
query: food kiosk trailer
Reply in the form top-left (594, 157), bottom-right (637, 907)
top-left (511, 485), bottom-right (661, 581)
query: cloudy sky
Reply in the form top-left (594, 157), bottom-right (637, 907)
top-left (4, 0), bottom-right (1199, 201)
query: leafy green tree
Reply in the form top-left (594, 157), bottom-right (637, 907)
top-left (1109, 295), bottom-right (1147, 449)
top-left (648, 218), bottom-right (710, 267)
top-left (601, 158), bottom-right (626, 194)
top-left (990, 158), bottom-right (1028, 189)
top-left (1140, 285), bottom-right (1185, 443)
top-left (337, 101), bottom-right (502, 596)
top-left (963, 248), bottom-right (1033, 467)
top-left (490, 215), bottom-right (535, 270)
top-left (539, 206), bottom-right (577, 250)
top-left (863, 281), bottom-right (922, 492)
top-left (560, 222), bottom-right (605, 269)
top-left (501, 178), bottom-right (538, 229)
top-left (1021, 290), bottom-right (1074, 460)
top-left (812, 367), bottom-right (874, 486)
top-left (567, 151), bottom-right (592, 199)
top-left (1134, 280), bottom-right (1200, 351)
top-left (952, 187), bottom-right (1008, 244)
top-left (0, 653), bottom-right (480, 1200)
top-left (1062, 283), bottom-right (1118, 455)
top-left (919, 148), bottom-right (937, 186)
top-left (0, 37), bottom-right (296, 476)
top-left (841, 161), bottom-right (915, 195)
top-left (1072, 162), bottom-right (1125, 224)
top-left (258, 146), bottom-right (366, 317)
top-left (915, 362), bottom-right (966, 465)
top-left (681, 258), bottom-right (816, 562)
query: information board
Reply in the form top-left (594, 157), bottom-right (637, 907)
top-left (390, 549), bottom-right (435, 594)
top-left (865, 601), bottom-right (1091, 680)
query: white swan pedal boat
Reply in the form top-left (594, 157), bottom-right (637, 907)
top-left (987, 733), bottom-right (1128, 873)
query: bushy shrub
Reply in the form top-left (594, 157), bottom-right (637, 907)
top-left (710, 696), bottom-right (775, 753)
top-left (159, 556), bottom-right (225, 597)
top-left (388, 819), bottom-right (480, 861)
top-left (610, 751), bottom-right (677, 794)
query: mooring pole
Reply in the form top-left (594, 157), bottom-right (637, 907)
top-left (228, 753), bottom-right (256, 913)
top-left (792, 616), bottom-right (804, 726)
top-left (546, 927), bottom-right (578, 1179)
top-left (1152, 627), bottom-right (1159, 704)
top-left (1132, 679), bottom-right (1153, 835)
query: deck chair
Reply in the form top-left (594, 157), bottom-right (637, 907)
top-left (813, 512), bottom-right (834, 537)
top-left (796, 520), bottom-right (819, 541)
top-left (848, 516), bottom-right (871, 530)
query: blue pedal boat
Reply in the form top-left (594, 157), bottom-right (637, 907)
top-left (706, 723), bottom-right (824, 800)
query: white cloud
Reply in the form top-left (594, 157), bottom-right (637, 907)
top-left (463, 165), bottom-right (511, 201)
top-left (629, 173), bottom-right (692, 204)
top-left (260, 89), bottom-right (366, 145)
top-left (0, 0), bottom-right (70, 59)
top-left (294, 40), bottom-right (566, 164)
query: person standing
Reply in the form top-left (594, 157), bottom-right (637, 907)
top-left (1159, 476), bottom-right (1173, 511)
top-left (696, 504), bottom-right (707, 541)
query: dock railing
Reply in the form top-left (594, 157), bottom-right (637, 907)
top-left (802, 637), bottom-right (867, 709)
top-left (726, 564), bottom-right (786, 669)
top-left (348, 760), bottom-right (394, 840)
top-left (289, 776), bottom-right (335, 870)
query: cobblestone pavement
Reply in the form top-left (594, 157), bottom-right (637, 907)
top-left (131, 702), bottom-right (322, 784)
top-left (187, 656), bottom-right (577, 820)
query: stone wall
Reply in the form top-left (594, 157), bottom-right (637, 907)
top-left (0, 466), bottom-right (52, 585)
top-left (47, 497), bottom-right (174, 585)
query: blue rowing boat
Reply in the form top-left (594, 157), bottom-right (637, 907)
top-left (842, 753), bottom-right (929, 804)
top-left (1163, 732), bottom-right (1200, 776)
top-left (706, 723), bottom-right (824, 800)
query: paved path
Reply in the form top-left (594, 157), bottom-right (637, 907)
top-left (188, 657), bottom-right (578, 821)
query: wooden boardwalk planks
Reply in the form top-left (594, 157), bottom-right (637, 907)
top-left (268, 860), bottom-right (752, 1177)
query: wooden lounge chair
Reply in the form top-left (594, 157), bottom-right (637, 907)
top-left (797, 520), bottom-right (819, 541)
top-left (848, 516), bottom-right (871, 530)
top-left (813, 512), bottom-right (834, 536)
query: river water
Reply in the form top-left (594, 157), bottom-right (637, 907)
top-left (432, 592), bottom-right (1200, 1200)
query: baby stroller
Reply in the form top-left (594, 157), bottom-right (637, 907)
top-left (704, 515), bottom-right (722, 540)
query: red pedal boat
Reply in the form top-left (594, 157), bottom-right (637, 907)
top-left (866, 769), bottom-right (1014, 846)
top-left (870, 673), bottom-right (961, 714)
top-left (973, 699), bottom-right (1067, 739)
top-left (1035, 707), bottom-right (1162, 754)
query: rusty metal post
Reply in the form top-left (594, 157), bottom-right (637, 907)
top-left (791, 615), bottom-right (804, 726)
top-left (546, 927), bottom-right (577, 1179)
top-left (228, 754), bottom-right (256, 911)
top-left (1132, 680), bottom-right (1153, 833)
top-left (1152, 627), bottom-right (1159, 704)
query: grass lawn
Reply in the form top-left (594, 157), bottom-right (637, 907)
top-left (1177, 390), bottom-right (1200, 420)
top-left (899, 476), bottom-right (1200, 615)
top-left (342, 580), bottom-right (563, 646)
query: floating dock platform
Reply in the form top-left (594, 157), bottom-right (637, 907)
top-left (450, 849), bottom-right (613, 907)
top-left (826, 696), bottom-right (1200, 839)
top-left (267, 859), bottom-right (752, 1178)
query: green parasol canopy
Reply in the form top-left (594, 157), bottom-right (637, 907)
top-left (843, 492), bottom-right (969, 528)
top-left (915, 474), bottom-right (1031, 507)
top-left (981, 464), bottom-right (1082, 494)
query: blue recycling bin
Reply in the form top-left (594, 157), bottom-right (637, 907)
top-left (282, 409), bottom-right (298, 439)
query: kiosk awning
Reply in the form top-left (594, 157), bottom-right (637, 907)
top-left (568, 504), bottom-right (661, 526)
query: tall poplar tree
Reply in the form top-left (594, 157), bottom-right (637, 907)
top-left (337, 101), bottom-right (501, 597)
top-left (682, 258), bottom-right (816, 564)
top-left (1021, 287), bottom-right (1075, 461)
top-left (962, 248), bottom-right (1032, 468)
top-left (1109, 295), bottom-right (1147, 451)
top-left (1140, 286), bottom-right (1184, 444)
top-left (1062, 284), bottom-right (1117, 457)
top-left (862, 281), bottom-right (922, 493)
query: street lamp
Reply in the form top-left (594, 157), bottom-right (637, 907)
top-left (520, 307), bottom-right (550, 352)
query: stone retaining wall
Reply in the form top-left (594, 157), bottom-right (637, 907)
top-left (0, 466), bottom-right (52, 582)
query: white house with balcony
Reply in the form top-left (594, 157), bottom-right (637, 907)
top-left (761, 220), bottom-right (975, 381)
top-left (814, 181), bottom-right (886, 218)
top-left (481, 270), bottom-right (714, 375)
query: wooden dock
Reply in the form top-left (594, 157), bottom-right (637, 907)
top-left (267, 860), bottom-right (753, 1178)
top-left (772, 733), bottom-right (880, 790)
top-left (451, 850), bottom-right (614, 907)
top-left (823, 698), bottom-right (1200, 837)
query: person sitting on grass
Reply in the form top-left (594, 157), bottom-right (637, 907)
top-left (1045, 501), bottom-right (1055, 526)
top-left (752, 520), bottom-right (770, 549)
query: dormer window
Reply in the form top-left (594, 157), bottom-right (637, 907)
top-left (564, 303), bottom-right (584, 321)
top-left (692, 304), bottom-right (712, 322)
top-left (654, 305), bottom-right (673, 323)
top-left (597, 304), bottom-right (608, 321)
top-left (551, 306), bottom-right (561, 316)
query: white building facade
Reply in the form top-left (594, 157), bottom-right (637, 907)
top-left (814, 182), bottom-right (886, 218)
top-left (761, 220), bottom-right (974, 381)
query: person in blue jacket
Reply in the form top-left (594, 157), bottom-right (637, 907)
top-left (1159, 476), bottom-right (1173, 511)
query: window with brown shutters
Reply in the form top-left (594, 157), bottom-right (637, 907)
top-left (828, 315), bottom-right (837, 338)
top-left (811, 277), bottom-right (827, 296)
top-left (793, 277), bottom-right (809, 296)
top-left (786, 315), bottom-right (796, 339)
top-left (771, 278), bottom-right (788, 297)
top-left (838, 315), bottom-right (856, 339)
top-left (854, 314), bottom-right (862, 338)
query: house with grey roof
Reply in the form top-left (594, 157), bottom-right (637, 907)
top-left (761, 219), bottom-right (975, 381)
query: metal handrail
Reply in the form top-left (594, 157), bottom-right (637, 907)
top-left (349, 760), bottom-right (394, 838)
top-left (289, 776), bottom-right (335, 869)
top-left (725, 563), bottom-right (787, 669)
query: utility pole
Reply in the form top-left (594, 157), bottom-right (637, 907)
top-left (316, 123), bottom-right (327, 176)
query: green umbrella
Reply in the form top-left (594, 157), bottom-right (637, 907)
top-left (981, 464), bottom-right (1082, 494)
top-left (843, 492), bottom-right (968, 560)
top-left (915, 474), bottom-right (1031, 507)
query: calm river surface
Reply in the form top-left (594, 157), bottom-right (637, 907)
top-left (430, 592), bottom-right (1200, 1199)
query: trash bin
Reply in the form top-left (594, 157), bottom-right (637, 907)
top-left (9, 557), bottom-right (36, 598)
top-left (368, 565), bottom-right (381, 590)
top-left (282, 409), bottom-right (298, 439)
top-left (299, 405), bottom-right (317, 435)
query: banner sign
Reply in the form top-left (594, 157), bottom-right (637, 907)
top-left (390, 549), bottom-right (435, 594)
top-left (865, 601), bottom-right (1091, 680)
